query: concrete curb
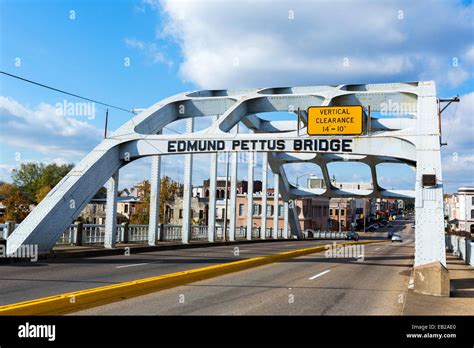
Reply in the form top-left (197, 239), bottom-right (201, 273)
top-left (0, 240), bottom-right (384, 315)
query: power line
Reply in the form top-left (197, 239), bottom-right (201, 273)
top-left (1, 70), bottom-right (136, 114)
top-left (1, 70), bottom-right (184, 135)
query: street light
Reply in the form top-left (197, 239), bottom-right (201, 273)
top-left (295, 173), bottom-right (313, 187)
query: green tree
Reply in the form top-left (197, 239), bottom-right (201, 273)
top-left (159, 176), bottom-right (182, 223)
top-left (130, 180), bottom-right (151, 224)
top-left (11, 162), bottom-right (74, 203)
top-left (3, 188), bottom-right (30, 222)
top-left (128, 177), bottom-right (182, 224)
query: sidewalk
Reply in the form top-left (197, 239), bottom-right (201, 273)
top-left (403, 253), bottom-right (474, 315)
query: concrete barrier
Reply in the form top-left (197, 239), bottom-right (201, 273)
top-left (446, 234), bottom-right (473, 266)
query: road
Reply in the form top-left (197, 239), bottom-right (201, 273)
top-left (72, 221), bottom-right (414, 315)
top-left (0, 229), bottom-right (388, 306)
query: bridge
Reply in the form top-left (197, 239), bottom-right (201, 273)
top-left (5, 81), bottom-right (448, 295)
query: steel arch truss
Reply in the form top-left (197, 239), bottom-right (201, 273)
top-left (7, 81), bottom-right (445, 268)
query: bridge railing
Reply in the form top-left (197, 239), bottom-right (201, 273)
top-left (1, 221), bottom-right (351, 248)
top-left (235, 227), bottom-right (246, 240)
top-left (446, 232), bottom-right (474, 267)
top-left (161, 224), bottom-right (182, 241)
top-left (215, 226), bottom-right (226, 241)
top-left (0, 223), bottom-right (8, 239)
top-left (191, 225), bottom-right (208, 241)
top-left (83, 224), bottom-right (106, 244)
top-left (309, 230), bottom-right (346, 239)
top-left (128, 224), bottom-right (148, 242)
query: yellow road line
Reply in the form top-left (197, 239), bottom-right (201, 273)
top-left (0, 240), bottom-right (384, 315)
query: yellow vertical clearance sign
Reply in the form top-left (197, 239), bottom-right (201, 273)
top-left (307, 105), bottom-right (363, 135)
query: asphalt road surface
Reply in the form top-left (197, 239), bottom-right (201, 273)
top-left (72, 221), bottom-right (414, 315)
top-left (0, 227), bottom-right (394, 306)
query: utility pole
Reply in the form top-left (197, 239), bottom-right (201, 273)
top-left (104, 109), bottom-right (109, 138)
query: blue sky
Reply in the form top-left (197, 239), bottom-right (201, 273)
top-left (0, 0), bottom-right (473, 193)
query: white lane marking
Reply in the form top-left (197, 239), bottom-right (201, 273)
top-left (375, 248), bottom-right (380, 251)
top-left (357, 254), bottom-right (364, 259)
top-left (309, 270), bottom-right (331, 280)
top-left (284, 244), bottom-right (296, 246)
top-left (115, 261), bottom-right (162, 269)
top-left (116, 263), bottom-right (148, 269)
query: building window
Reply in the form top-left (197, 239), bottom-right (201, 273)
top-left (253, 204), bottom-right (260, 216)
top-left (179, 209), bottom-right (183, 219)
top-left (471, 209), bottom-right (474, 219)
top-left (199, 210), bottom-right (203, 220)
top-left (341, 210), bottom-right (345, 216)
top-left (267, 205), bottom-right (273, 216)
top-left (124, 204), bottom-right (128, 214)
top-left (239, 204), bottom-right (244, 216)
top-left (329, 209), bottom-right (333, 216)
top-left (472, 197), bottom-right (474, 205)
top-left (278, 204), bottom-right (284, 217)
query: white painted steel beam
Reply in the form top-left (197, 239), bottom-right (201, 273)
top-left (260, 152), bottom-right (268, 240)
top-left (148, 155), bottom-right (161, 245)
top-left (207, 117), bottom-right (218, 242)
top-left (181, 118), bottom-right (194, 244)
top-left (246, 151), bottom-right (255, 240)
top-left (104, 171), bottom-right (119, 249)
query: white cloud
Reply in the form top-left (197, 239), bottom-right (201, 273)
top-left (441, 92), bottom-right (474, 191)
top-left (0, 96), bottom-right (102, 159)
top-left (151, 0), bottom-right (473, 89)
top-left (124, 37), bottom-right (174, 67)
top-left (441, 92), bottom-right (474, 152)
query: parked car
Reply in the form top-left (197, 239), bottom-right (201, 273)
top-left (345, 231), bottom-right (359, 241)
top-left (391, 233), bottom-right (403, 242)
top-left (388, 231), bottom-right (394, 238)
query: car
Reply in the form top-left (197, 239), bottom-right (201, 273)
top-left (391, 233), bottom-right (402, 242)
top-left (345, 231), bottom-right (359, 241)
top-left (388, 231), bottom-right (394, 238)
